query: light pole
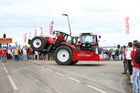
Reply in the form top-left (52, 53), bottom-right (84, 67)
top-left (62, 14), bottom-right (72, 35)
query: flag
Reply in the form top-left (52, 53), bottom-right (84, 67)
top-left (24, 34), bottom-right (25, 42)
top-left (125, 17), bottom-right (129, 34)
top-left (40, 26), bottom-right (43, 35)
top-left (49, 21), bottom-right (54, 35)
top-left (29, 32), bottom-right (31, 39)
top-left (24, 33), bottom-right (27, 42)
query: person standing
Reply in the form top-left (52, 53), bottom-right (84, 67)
top-left (14, 48), bottom-right (19, 61)
top-left (26, 48), bottom-right (30, 60)
top-left (126, 42), bottom-right (133, 75)
top-left (131, 42), bottom-right (140, 93)
top-left (29, 48), bottom-right (32, 60)
top-left (23, 47), bottom-right (27, 61)
top-left (7, 47), bottom-right (12, 59)
top-left (1, 48), bottom-right (6, 62)
top-left (111, 49), bottom-right (115, 60)
top-left (115, 48), bottom-right (119, 61)
top-left (108, 49), bottom-right (112, 61)
top-left (18, 47), bottom-right (23, 60)
top-left (35, 51), bottom-right (38, 60)
top-left (122, 45), bottom-right (127, 74)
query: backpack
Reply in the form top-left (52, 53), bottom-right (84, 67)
top-left (134, 48), bottom-right (140, 64)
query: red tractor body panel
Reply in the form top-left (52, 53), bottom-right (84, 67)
top-left (72, 50), bottom-right (100, 61)
top-left (90, 42), bottom-right (97, 45)
top-left (44, 36), bottom-right (55, 44)
top-left (76, 43), bottom-right (82, 46)
top-left (60, 42), bottom-right (76, 50)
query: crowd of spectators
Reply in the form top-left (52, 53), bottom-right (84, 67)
top-left (102, 47), bottom-right (124, 61)
top-left (0, 46), bottom-right (50, 62)
top-left (120, 41), bottom-right (140, 93)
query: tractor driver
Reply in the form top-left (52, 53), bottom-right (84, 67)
top-left (57, 33), bottom-right (64, 41)
top-left (55, 33), bottom-right (64, 46)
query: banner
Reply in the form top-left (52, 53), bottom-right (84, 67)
top-left (24, 33), bottom-right (27, 42)
top-left (125, 17), bottom-right (129, 34)
top-left (29, 32), bottom-right (31, 39)
top-left (49, 21), bottom-right (54, 35)
top-left (40, 26), bottom-right (43, 35)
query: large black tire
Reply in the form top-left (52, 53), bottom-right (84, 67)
top-left (30, 36), bottom-right (46, 51)
top-left (53, 45), bottom-right (73, 65)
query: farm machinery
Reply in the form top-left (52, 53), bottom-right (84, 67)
top-left (28, 31), bottom-right (103, 65)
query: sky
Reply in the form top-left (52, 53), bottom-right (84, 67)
top-left (0, 0), bottom-right (140, 46)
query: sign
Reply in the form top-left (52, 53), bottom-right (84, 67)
top-left (0, 38), bottom-right (12, 43)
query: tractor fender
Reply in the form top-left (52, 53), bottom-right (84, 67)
top-left (54, 42), bottom-right (76, 54)
top-left (60, 42), bottom-right (76, 50)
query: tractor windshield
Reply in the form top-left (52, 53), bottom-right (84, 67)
top-left (63, 34), bottom-right (77, 45)
top-left (80, 35), bottom-right (96, 43)
top-left (53, 31), bottom-right (77, 45)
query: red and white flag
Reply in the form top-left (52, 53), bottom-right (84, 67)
top-left (24, 33), bottom-right (27, 42)
top-left (29, 32), bottom-right (31, 39)
top-left (125, 17), bottom-right (129, 34)
top-left (40, 26), bottom-right (43, 35)
top-left (49, 21), bottom-right (54, 35)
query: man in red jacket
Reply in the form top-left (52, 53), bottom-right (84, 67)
top-left (1, 48), bottom-right (6, 62)
top-left (131, 42), bottom-right (140, 93)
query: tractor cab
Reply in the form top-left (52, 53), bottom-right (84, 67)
top-left (76, 33), bottom-right (99, 53)
top-left (53, 31), bottom-right (77, 45)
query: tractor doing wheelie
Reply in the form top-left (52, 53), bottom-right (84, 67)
top-left (28, 31), bottom-right (103, 65)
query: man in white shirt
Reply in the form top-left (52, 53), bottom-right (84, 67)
top-left (126, 42), bottom-right (133, 75)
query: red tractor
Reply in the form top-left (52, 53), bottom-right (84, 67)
top-left (28, 31), bottom-right (103, 65)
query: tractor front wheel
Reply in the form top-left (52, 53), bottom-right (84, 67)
top-left (54, 46), bottom-right (73, 65)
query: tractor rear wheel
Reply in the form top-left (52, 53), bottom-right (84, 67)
top-left (54, 46), bottom-right (73, 65)
top-left (30, 36), bottom-right (46, 51)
